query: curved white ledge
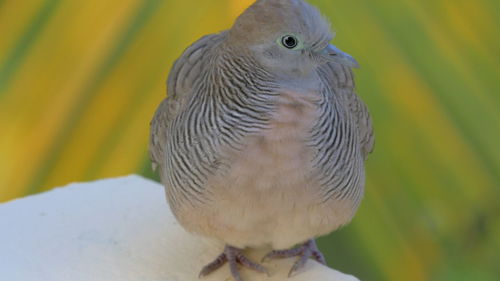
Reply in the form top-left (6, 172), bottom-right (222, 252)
top-left (0, 175), bottom-right (360, 281)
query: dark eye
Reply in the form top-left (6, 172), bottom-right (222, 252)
top-left (281, 35), bottom-right (298, 49)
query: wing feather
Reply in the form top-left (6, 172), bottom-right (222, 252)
top-left (149, 33), bottom-right (225, 171)
top-left (318, 62), bottom-right (374, 159)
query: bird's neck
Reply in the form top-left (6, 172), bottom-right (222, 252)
top-left (208, 48), bottom-right (280, 99)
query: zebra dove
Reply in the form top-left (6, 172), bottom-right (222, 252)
top-left (150, 0), bottom-right (374, 280)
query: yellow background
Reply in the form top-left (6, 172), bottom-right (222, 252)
top-left (0, 0), bottom-right (498, 280)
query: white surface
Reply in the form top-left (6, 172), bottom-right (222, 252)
top-left (0, 175), bottom-right (360, 281)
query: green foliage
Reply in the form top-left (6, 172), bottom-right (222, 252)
top-left (0, 0), bottom-right (498, 280)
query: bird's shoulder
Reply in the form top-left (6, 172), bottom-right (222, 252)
top-left (317, 62), bottom-right (375, 159)
top-left (149, 32), bottom-right (226, 170)
top-left (167, 31), bottom-right (226, 101)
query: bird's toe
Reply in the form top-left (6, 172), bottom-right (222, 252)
top-left (262, 239), bottom-right (327, 277)
top-left (199, 245), bottom-right (268, 281)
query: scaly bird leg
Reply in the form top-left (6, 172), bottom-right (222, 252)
top-left (199, 245), bottom-right (268, 281)
top-left (262, 239), bottom-right (326, 277)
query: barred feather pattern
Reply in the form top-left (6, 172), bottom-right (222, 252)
top-left (151, 33), bottom-right (373, 220)
top-left (156, 34), bottom-right (281, 210)
top-left (311, 63), bottom-right (368, 209)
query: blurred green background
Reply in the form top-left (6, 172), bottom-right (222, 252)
top-left (0, 0), bottom-right (498, 280)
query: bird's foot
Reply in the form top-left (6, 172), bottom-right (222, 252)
top-left (262, 239), bottom-right (326, 277)
top-left (199, 245), bottom-right (268, 281)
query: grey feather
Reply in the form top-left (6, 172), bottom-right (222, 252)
top-left (317, 62), bottom-right (374, 160)
top-left (149, 1), bottom-right (375, 271)
top-left (149, 33), bottom-right (225, 172)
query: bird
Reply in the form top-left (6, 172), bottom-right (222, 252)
top-left (149, 0), bottom-right (374, 280)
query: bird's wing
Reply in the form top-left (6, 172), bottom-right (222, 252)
top-left (317, 62), bottom-right (375, 160)
top-left (149, 33), bottom-right (225, 171)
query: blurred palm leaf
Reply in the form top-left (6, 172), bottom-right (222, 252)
top-left (0, 0), bottom-right (498, 280)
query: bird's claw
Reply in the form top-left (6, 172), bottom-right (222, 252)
top-left (199, 245), bottom-right (268, 281)
top-left (262, 239), bottom-right (326, 277)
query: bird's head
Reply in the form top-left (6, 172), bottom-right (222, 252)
top-left (227, 0), bottom-right (358, 78)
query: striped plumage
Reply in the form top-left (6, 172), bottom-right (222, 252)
top-left (150, 0), bottom-right (373, 279)
top-left (151, 33), bottom-right (280, 208)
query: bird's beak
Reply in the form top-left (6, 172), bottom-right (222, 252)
top-left (320, 44), bottom-right (359, 68)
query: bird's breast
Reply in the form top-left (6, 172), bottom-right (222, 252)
top-left (174, 88), bottom-right (357, 248)
top-left (222, 89), bottom-right (320, 191)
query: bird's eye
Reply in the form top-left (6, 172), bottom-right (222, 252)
top-left (281, 35), bottom-right (298, 49)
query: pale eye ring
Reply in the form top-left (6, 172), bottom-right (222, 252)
top-left (281, 35), bottom-right (298, 49)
